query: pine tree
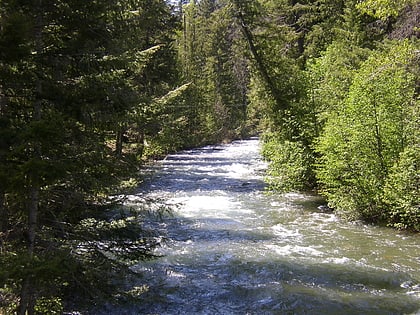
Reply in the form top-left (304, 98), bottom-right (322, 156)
top-left (0, 0), bottom-right (181, 312)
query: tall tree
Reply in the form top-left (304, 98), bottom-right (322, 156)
top-left (0, 0), bottom-right (181, 312)
top-left (315, 40), bottom-right (418, 224)
top-left (176, 0), bottom-right (251, 143)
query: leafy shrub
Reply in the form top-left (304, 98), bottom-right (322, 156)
top-left (262, 133), bottom-right (314, 192)
top-left (34, 297), bottom-right (63, 315)
top-left (383, 146), bottom-right (420, 231)
top-left (315, 40), bottom-right (418, 224)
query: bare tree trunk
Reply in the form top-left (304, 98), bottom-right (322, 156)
top-left (19, 1), bottom-right (43, 313)
top-left (0, 87), bottom-right (7, 238)
top-left (180, 0), bottom-right (187, 76)
top-left (27, 186), bottom-right (40, 257)
top-left (137, 129), bottom-right (145, 159)
top-left (18, 103), bottom-right (42, 315)
top-left (18, 276), bottom-right (36, 315)
top-left (18, 174), bottom-right (40, 315)
top-left (116, 127), bottom-right (124, 157)
top-left (18, 170), bottom-right (40, 315)
top-left (0, 191), bottom-right (4, 231)
top-left (0, 190), bottom-right (6, 255)
top-left (231, 1), bottom-right (284, 110)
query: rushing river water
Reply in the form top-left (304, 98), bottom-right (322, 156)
top-left (111, 138), bottom-right (419, 314)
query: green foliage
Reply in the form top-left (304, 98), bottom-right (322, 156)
top-left (356, 0), bottom-right (414, 19)
top-left (383, 146), bottom-right (420, 231)
top-left (0, 283), bottom-right (18, 315)
top-left (301, 0), bottom-right (347, 58)
top-left (307, 40), bottom-right (370, 117)
top-left (0, 199), bottom-right (170, 313)
top-left (0, 12), bottom-right (31, 62)
top-left (34, 297), bottom-right (63, 315)
top-left (244, 0), bottom-right (327, 190)
top-left (0, 250), bottom-right (71, 314)
top-left (0, 0), bottom-right (183, 313)
top-left (177, 0), bottom-right (251, 143)
top-left (261, 133), bottom-right (314, 192)
top-left (145, 83), bottom-right (195, 157)
top-left (1, 1), bottom-right (419, 313)
top-left (315, 40), bottom-right (419, 223)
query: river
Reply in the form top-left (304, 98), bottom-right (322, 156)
top-left (108, 138), bottom-right (420, 314)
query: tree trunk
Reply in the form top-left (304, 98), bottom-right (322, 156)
top-left (231, 1), bottom-right (284, 111)
top-left (0, 190), bottom-right (6, 255)
top-left (18, 273), bottom-right (36, 315)
top-left (116, 127), bottom-right (124, 157)
top-left (19, 1), bottom-right (43, 313)
top-left (137, 129), bottom-right (145, 159)
top-left (0, 191), bottom-right (4, 232)
top-left (181, 0), bottom-right (187, 76)
top-left (0, 85), bottom-right (8, 237)
top-left (19, 185), bottom-right (39, 315)
top-left (27, 186), bottom-right (40, 257)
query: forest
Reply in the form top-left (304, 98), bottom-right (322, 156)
top-left (0, 0), bottom-right (418, 313)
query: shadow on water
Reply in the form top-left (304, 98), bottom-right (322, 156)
top-left (94, 140), bottom-right (420, 315)
top-left (107, 253), bottom-right (420, 314)
top-left (91, 214), bottom-right (420, 315)
top-left (145, 169), bottom-right (267, 194)
top-left (131, 254), bottom-right (420, 314)
top-left (151, 217), bottom-right (274, 243)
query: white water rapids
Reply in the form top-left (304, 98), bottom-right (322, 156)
top-left (98, 138), bottom-right (420, 314)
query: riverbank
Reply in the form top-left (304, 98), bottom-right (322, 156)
top-left (90, 138), bottom-right (420, 315)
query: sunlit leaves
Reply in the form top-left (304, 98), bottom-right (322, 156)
top-left (307, 40), bottom-right (370, 116)
top-left (315, 40), bottom-right (419, 225)
top-left (356, 0), bottom-right (413, 19)
top-left (383, 146), bottom-right (420, 230)
top-left (262, 133), bottom-right (314, 192)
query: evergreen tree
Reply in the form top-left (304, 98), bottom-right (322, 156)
top-left (176, 0), bottom-right (250, 143)
top-left (0, 0), bottom-right (180, 312)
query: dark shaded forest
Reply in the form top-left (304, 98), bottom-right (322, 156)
top-left (0, 0), bottom-right (418, 313)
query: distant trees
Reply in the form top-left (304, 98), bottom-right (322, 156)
top-left (176, 0), bottom-right (251, 144)
top-left (233, 0), bottom-right (419, 230)
top-left (0, 0), bottom-right (418, 312)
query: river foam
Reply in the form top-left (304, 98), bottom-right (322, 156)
top-left (93, 138), bottom-right (420, 315)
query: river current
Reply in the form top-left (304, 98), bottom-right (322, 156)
top-left (109, 138), bottom-right (419, 314)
